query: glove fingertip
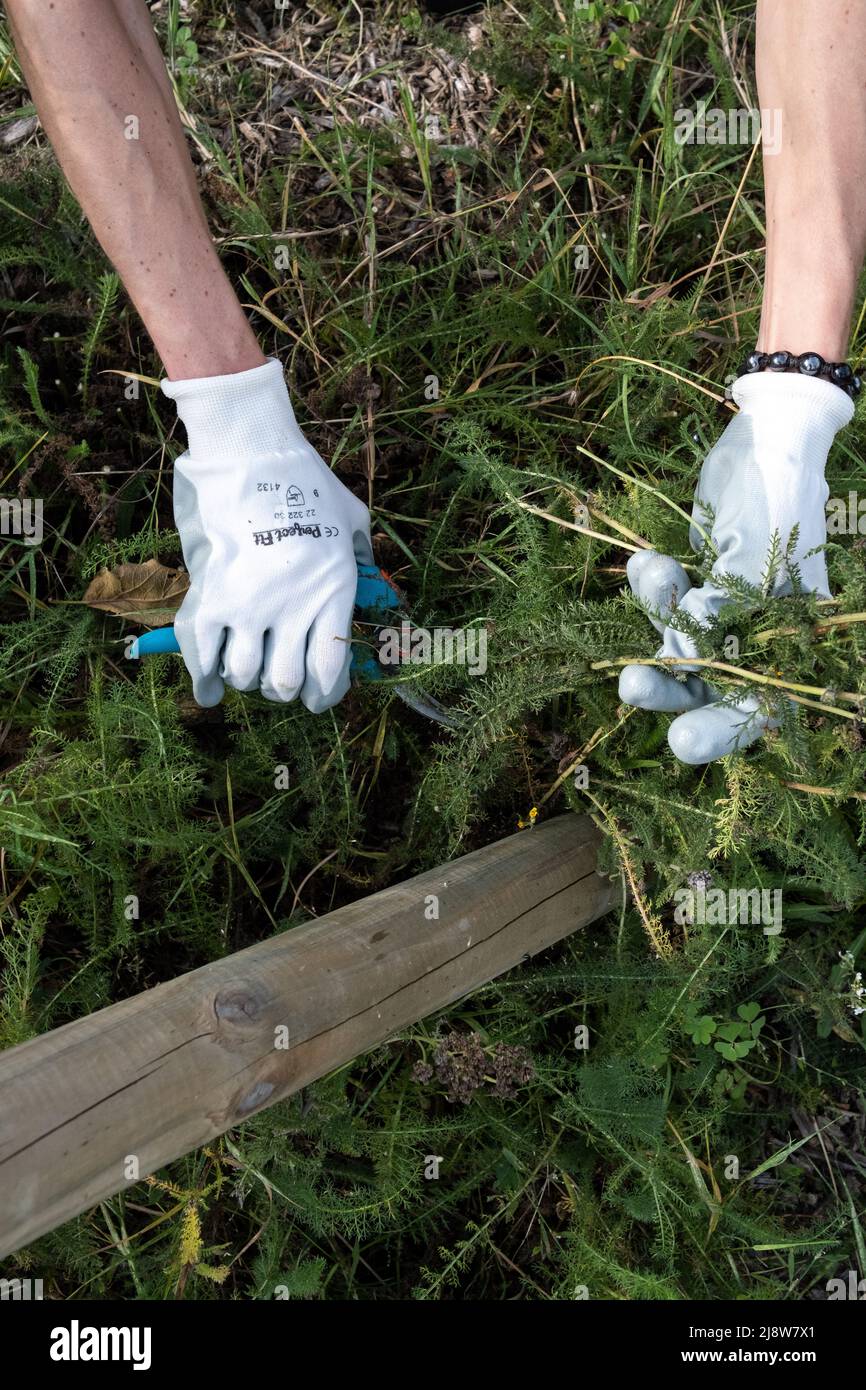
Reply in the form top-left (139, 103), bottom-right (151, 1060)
top-left (619, 663), bottom-right (707, 713)
top-left (301, 678), bottom-right (350, 714)
top-left (352, 530), bottom-right (375, 568)
top-left (667, 703), bottom-right (769, 765)
top-left (301, 645), bottom-right (352, 714)
top-left (191, 673), bottom-right (226, 708)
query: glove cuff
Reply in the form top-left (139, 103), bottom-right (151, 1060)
top-left (160, 357), bottom-right (304, 461)
top-left (731, 370), bottom-right (855, 441)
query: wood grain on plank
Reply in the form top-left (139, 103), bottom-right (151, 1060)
top-left (0, 814), bottom-right (615, 1256)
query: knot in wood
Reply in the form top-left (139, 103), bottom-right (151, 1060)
top-left (212, 981), bottom-right (268, 1025)
top-left (235, 1081), bottom-right (275, 1116)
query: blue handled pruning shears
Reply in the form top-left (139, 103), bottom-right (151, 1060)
top-left (129, 562), bottom-right (461, 728)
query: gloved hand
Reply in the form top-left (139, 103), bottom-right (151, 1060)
top-left (619, 371), bottom-right (854, 764)
top-left (161, 357), bottom-right (373, 710)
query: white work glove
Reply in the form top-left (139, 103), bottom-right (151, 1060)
top-left (161, 357), bottom-right (373, 710)
top-left (619, 371), bottom-right (854, 764)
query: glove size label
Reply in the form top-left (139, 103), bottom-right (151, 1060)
top-left (255, 482), bottom-right (319, 507)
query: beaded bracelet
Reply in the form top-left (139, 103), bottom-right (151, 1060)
top-left (740, 349), bottom-right (861, 400)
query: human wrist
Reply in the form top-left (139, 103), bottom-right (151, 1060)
top-left (161, 357), bottom-right (306, 462)
top-left (740, 347), bottom-right (860, 402)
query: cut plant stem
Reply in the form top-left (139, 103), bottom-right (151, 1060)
top-left (592, 655), bottom-right (862, 716)
top-left (579, 492), bottom-right (650, 548)
top-left (754, 610), bottom-right (866, 644)
top-left (537, 712), bottom-right (636, 809)
top-left (781, 780), bottom-right (866, 802)
top-left (517, 499), bottom-right (643, 552)
top-left (574, 443), bottom-right (718, 557)
top-left (582, 788), bottom-right (672, 960)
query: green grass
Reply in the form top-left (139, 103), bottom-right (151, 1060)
top-left (1, 0), bottom-right (865, 1300)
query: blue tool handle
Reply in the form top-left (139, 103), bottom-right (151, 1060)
top-left (128, 563), bottom-right (400, 661)
top-left (131, 626), bottom-right (181, 656)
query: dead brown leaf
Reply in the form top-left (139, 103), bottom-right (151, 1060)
top-left (1, 114), bottom-right (39, 149)
top-left (83, 560), bottom-right (188, 626)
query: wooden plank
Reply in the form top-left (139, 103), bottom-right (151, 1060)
top-left (0, 814), bottom-right (615, 1256)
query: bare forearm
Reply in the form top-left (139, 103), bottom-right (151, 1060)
top-left (5, 0), bottom-right (264, 378)
top-left (756, 0), bottom-right (866, 359)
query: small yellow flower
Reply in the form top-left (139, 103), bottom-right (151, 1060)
top-left (179, 1202), bottom-right (202, 1268)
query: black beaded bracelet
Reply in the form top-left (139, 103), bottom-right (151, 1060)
top-left (740, 349), bottom-right (861, 400)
